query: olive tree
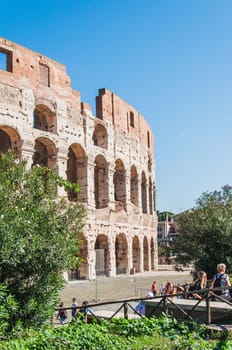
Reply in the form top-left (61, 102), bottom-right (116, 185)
top-left (173, 186), bottom-right (232, 278)
top-left (0, 153), bottom-right (85, 328)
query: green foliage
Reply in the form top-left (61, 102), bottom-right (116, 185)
top-left (173, 186), bottom-right (232, 277)
top-left (0, 284), bottom-right (19, 337)
top-left (1, 315), bottom-right (232, 350)
top-left (0, 153), bottom-right (85, 330)
top-left (157, 211), bottom-right (175, 221)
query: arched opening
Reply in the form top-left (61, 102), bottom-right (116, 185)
top-left (148, 154), bottom-right (152, 172)
top-left (0, 125), bottom-right (22, 158)
top-left (32, 138), bottom-right (58, 195)
top-left (151, 237), bottom-right (155, 270)
top-left (94, 155), bottom-right (109, 209)
top-left (153, 185), bottom-right (156, 211)
top-left (32, 137), bottom-right (57, 170)
top-left (33, 104), bottom-right (56, 133)
top-left (67, 144), bottom-right (87, 202)
top-left (141, 171), bottom-right (147, 214)
top-left (92, 124), bottom-right (108, 149)
top-left (149, 177), bottom-right (153, 214)
top-left (95, 234), bottom-right (109, 276)
top-left (143, 236), bottom-right (149, 271)
top-left (132, 236), bottom-right (140, 273)
top-left (130, 165), bottom-right (138, 206)
top-left (69, 235), bottom-right (88, 280)
top-left (114, 159), bottom-right (126, 211)
top-left (115, 234), bottom-right (128, 275)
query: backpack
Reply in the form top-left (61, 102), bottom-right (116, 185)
top-left (213, 274), bottom-right (223, 295)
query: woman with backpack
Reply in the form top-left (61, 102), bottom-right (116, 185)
top-left (211, 263), bottom-right (231, 300)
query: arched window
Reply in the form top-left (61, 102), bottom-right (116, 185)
top-left (33, 104), bottom-right (56, 133)
top-left (130, 165), bottom-right (138, 206)
top-left (114, 159), bottom-right (126, 211)
top-left (32, 137), bottom-right (57, 170)
top-left (92, 124), bottom-right (108, 149)
top-left (149, 177), bottom-right (153, 214)
top-left (132, 236), bottom-right (140, 273)
top-left (67, 144), bottom-right (87, 202)
top-left (141, 171), bottom-right (147, 214)
top-left (94, 155), bottom-right (109, 209)
top-left (115, 234), bottom-right (128, 275)
top-left (143, 236), bottom-right (149, 271)
top-left (0, 125), bottom-right (22, 158)
top-left (95, 234), bottom-right (109, 276)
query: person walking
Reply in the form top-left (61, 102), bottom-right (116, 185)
top-left (151, 281), bottom-right (158, 297)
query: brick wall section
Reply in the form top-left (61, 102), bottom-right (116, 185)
top-left (96, 88), bottom-right (154, 156)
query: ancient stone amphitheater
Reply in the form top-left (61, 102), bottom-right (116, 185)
top-left (0, 37), bottom-right (158, 280)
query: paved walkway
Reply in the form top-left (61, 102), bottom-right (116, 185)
top-left (60, 270), bottom-right (192, 307)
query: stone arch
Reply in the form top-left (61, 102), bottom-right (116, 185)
top-left (94, 154), bottom-right (109, 209)
top-left (95, 234), bottom-right (109, 276)
top-left (32, 137), bottom-right (57, 170)
top-left (115, 233), bottom-right (128, 275)
top-left (114, 159), bottom-right (126, 211)
top-left (151, 237), bottom-right (155, 270)
top-left (67, 143), bottom-right (87, 202)
top-left (33, 104), bottom-right (57, 133)
top-left (69, 234), bottom-right (88, 280)
top-left (0, 125), bottom-right (22, 158)
top-left (132, 236), bottom-right (140, 273)
top-left (92, 124), bottom-right (108, 149)
top-left (130, 165), bottom-right (138, 206)
top-left (143, 236), bottom-right (149, 271)
top-left (141, 171), bottom-right (147, 214)
top-left (149, 177), bottom-right (153, 214)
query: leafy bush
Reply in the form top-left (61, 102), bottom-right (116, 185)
top-left (1, 315), bottom-right (232, 350)
top-left (0, 153), bottom-right (85, 329)
top-left (0, 284), bottom-right (19, 338)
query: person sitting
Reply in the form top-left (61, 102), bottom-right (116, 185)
top-left (164, 282), bottom-right (174, 297)
top-left (176, 283), bottom-right (185, 299)
top-left (134, 301), bottom-right (146, 316)
top-left (189, 271), bottom-right (207, 300)
top-left (211, 263), bottom-right (231, 300)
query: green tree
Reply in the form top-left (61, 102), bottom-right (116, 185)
top-left (0, 153), bottom-right (85, 328)
top-left (173, 186), bottom-right (232, 278)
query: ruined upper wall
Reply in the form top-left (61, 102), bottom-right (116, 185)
top-left (0, 38), bottom-right (154, 153)
top-left (96, 88), bottom-right (154, 155)
top-left (0, 38), bottom-right (81, 107)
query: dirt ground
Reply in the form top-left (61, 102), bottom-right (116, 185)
top-left (60, 270), bottom-right (192, 307)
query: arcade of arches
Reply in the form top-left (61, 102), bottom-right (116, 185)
top-left (0, 122), bottom-right (157, 279)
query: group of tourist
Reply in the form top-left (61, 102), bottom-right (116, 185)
top-left (150, 263), bottom-right (231, 301)
top-left (57, 298), bottom-right (94, 324)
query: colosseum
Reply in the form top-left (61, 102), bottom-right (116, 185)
top-left (0, 37), bottom-right (158, 280)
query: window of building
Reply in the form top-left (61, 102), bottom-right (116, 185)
top-left (130, 112), bottom-right (134, 127)
top-left (39, 63), bottom-right (50, 87)
top-left (0, 48), bottom-right (12, 72)
top-left (147, 131), bottom-right (150, 148)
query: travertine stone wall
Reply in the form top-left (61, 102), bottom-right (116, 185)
top-left (0, 38), bottom-right (158, 280)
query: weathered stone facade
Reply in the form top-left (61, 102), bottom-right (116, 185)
top-left (0, 38), bottom-right (158, 280)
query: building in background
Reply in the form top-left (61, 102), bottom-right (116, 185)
top-left (0, 38), bottom-right (158, 280)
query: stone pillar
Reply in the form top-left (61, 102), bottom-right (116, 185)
top-left (139, 236), bottom-right (144, 273)
top-left (87, 160), bottom-right (96, 209)
top-left (108, 235), bottom-right (116, 277)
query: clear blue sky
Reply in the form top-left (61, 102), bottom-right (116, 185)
top-left (1, 0), bottom-right (232, 213)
